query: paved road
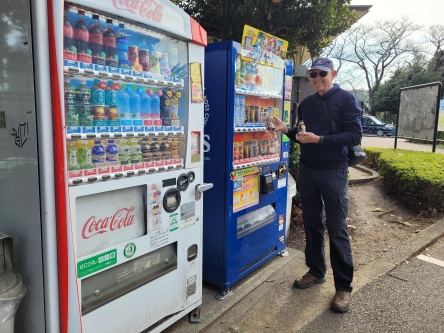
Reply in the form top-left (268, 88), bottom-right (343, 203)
top-left (297, 237), bottom-right (444, 333)
top-left (361, 136), bottom-right (444, 153)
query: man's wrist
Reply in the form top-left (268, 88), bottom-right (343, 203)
top-left (317, 135), bottom-right (324, 145)
top-left (284, 126), bottom-right (289, 134)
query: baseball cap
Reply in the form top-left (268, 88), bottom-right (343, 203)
top-left (310, 57), bottom-right (334, 72)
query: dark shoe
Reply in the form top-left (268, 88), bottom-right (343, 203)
top-left (331, 290), bottom-right (351, 313)
top-left (293, 272), bottom-right (326, 289)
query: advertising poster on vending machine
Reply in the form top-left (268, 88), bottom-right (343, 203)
top-left (231, 167), bottom-right (260, 212)
top-left (240, 25), bottom-right (288, 68)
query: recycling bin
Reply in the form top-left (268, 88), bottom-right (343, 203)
top-left (0, 233), bottom-right (26, 333)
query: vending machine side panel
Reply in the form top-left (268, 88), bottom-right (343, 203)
top-left (202, 42), bottom-right (232, 286)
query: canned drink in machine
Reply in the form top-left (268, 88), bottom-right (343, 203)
top-left (233, 143), bottom-right (239, 161)
top-left (138, 49), bottom-right (150, 71)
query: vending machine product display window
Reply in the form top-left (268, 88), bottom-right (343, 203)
top-left (63, 4), bottom-right (193, 185)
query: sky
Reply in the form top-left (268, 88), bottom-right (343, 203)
top-left (350, 0), bottom-right (444, 26)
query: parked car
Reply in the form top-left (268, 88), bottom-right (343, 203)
top-left (361, 115), bottom-right (393, 136)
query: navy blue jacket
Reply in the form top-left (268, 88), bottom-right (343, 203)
top-left (286, 84), bottom-right (363, 170)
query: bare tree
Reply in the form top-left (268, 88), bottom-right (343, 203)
top-left (424, 24), bottom-right (444, 72)
top-left (324, 17), bottom-right (421, 114)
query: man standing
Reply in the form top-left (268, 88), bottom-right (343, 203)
top-left (269, 57), bottom-right (362, 313)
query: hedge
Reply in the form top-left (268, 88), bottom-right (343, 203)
top-left (362, 148), bottom-right (444, 216)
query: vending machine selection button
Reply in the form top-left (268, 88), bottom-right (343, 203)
top-left (72, 178), bottom-right (83, 185)
top-left (66, 66), bottom-right (79, 74)
top-left (87, 176), bottom-right (97, 183)
top-left (83, 69), bottom-right (94, 76)
top-left (101, 174), bottom-right (111, 181)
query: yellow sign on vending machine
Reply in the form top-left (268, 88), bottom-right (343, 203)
top-left (241, 25), bottom-right (288, 68)
top-left (190, 62), bottom-right (204, 103)
top-left (231, 167), bottom-right (260, 212)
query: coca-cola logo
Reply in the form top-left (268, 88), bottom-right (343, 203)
top-left (63, 25), bottom-right (73, 37)
top-left (112, 0), bottom-right (164, 23)
top-left (82, 206), bottom-right (136, 239)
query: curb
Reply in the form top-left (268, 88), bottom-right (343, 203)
top-left (354, 218), bottom-right (444, 289)
top-left (348, 164), bottom-right (379, 184)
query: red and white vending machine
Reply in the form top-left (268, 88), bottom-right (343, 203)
top-left (0, 0), bottom-right (210, 332)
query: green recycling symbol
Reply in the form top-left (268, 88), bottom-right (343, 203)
top-left (124, 242), bottom-right (136, 258)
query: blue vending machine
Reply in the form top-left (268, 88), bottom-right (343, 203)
top-left (203, 40), bottom-right (293, 298)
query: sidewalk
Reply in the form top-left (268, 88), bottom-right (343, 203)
top-left (164, 218), bottom-right (444, 333)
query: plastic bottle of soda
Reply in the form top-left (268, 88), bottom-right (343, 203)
top-left (91, 139), bottom-right (106, 165)
top-left (139, 87), bottom-right (151, 125)
top-left (117, 84), bottom-right (130, 120)
top-left (64, 78), bottom-right (79, 126)
top-left (90, 79), bottom-right (106, 125)
top-left (151, 89), bottom-right (161, 125)
top-left (74, 10), bottom-right (91, 63)
top-left (63, 6), bottom-right (76, 60)
top-left (129, 86), bottom-right (141, 125)
top-left (75, 79), bottom-right (93, 126)
top-left (89, 14), bottom-right (105, 66)
top-left (116, 23), bottom-right (129, 62)
top-left (106, 139), bottom-right (119, 162)
top-left (105, 80), bottom-right (119, 125)
top-left (103, 18), bottom-right (118, 68)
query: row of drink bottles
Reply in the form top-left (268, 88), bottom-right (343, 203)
top-left (235, 55), bottom-right (283, 95)
top-left (67, 136), bottom-right (180, 171)
top-left (233, 133), bottom-right (280, 162)
top-left (64, 7), bottom-right (178, 75)
top-left (65, 77), bottom-right (181, 127)
top-left (234, 94), bottom-right (279, 127)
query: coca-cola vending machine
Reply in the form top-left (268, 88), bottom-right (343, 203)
top-left (0, 0), bottom-right (210, 332)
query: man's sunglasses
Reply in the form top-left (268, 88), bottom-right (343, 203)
top-left (309, 70), bottom-right (329, 78)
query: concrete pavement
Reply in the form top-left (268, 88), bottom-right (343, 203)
top-left (164, 218), bottom-right (444, 333)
